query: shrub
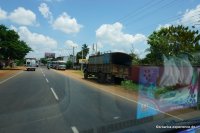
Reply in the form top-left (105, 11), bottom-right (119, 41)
top-left (121, 80), bottom-right (139, 91)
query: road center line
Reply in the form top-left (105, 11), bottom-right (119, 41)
top-left (0, 71), bottom-right (23, 85)
top-left (43, 74), bottom-right (45, 77)
top-left (50, 88), bottom-right (59, 101)
top-left (46, 78), bottom-right (49, 83)
top-left (71, 126), bottom-right (79, 133)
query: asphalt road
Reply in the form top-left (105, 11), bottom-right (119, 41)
top-left (0, 67), bottom-right (138, 133)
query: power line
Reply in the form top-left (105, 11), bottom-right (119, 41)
top-left (125, 0), bottom-right (178, 26)
top-left (133, 13), bottom-right (183, 32)
top-left (126, 1), bottom-right (200, 33)
top-left (114, 0), bottom-right (162, 23)
top-left (112, 0), bottom-right (200, 35)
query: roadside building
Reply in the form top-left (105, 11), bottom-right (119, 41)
top-left (56, 55), bottom-right (76, 62)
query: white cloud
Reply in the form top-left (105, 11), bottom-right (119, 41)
top-left (156, 4), bottom-right (200, 31)
top-left (14, 26), bottom-right (57, 52)
top-left (52, 12), bottom-right (82, 34)
top-left (96, 22), bottom-right (146, 45)
top-left (38, 3), bottom-right (53, 23)
top-left (65, 40), bottom-right (78, 48)
top-left (156, 24), bottom-right (171, 31)
top-left (16, 26), bottom-right (58, 58)
top-left (10, 25), bottom-right (17, 32)
top-left (0, 8), bottom-right (7, 20)
top-left (9, 7), bottom-right (36, 26)
top-left (96, 22), bottom-right (148, 58)
top-left (96, 22), bottom-right (133, 45)
top-left (180, 4), bottom-right (200, 26)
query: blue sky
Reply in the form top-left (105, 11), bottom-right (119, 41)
top-left (0, 0), bottom-right (200, 59)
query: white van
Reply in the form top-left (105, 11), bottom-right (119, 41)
top-left (26, 58), bottom-right (37, 71)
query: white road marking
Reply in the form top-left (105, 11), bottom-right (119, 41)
top-left (0, 71), bottom-right (23, 84)
top-left (113, 116), bottom-right (120, 119)
top-left (71, 126), bottom-right (79, 133)
top-left (50, 88), bottom-right (59, 101)
top-left (40, 68), bottom-right (45, 77)
top-left (46, 78), bottom-right (49, 83)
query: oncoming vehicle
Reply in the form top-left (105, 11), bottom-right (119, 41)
top-left (51, 61), bottom-right (57, 69)
top-left (55, 60), bottom-right (66, 70)
top-left (47, 61), bottom-right (52, 69)
top-left (25, 58), bottom-right (37, 71)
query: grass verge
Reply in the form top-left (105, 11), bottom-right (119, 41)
top-left (121, 80), bottom-right (139, 91)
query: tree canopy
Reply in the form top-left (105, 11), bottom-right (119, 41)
top-left (76, 44), bottom-right (89, 63)
top-left (130, 48), bottom-right (140, 65)
top-left (40, 58), bottom-right (48, 65)
top-left (142, 25), bottom-right (200, 65)
top-left (0, 25), bottom-right (32, 61)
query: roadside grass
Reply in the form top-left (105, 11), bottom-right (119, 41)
top-left (121, 80), bottom-right (173, 97)
top-left (121, 80), bottom-right (139, 91)
top-left (154, 85), bottom-right (180, 99)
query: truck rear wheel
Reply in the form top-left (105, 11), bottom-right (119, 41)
top-left (97, 73), bottom-right (105, 83)
top-left (84, 71), bottom-right (88, 79)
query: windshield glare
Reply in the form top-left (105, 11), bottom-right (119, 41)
top-left (0, 0), bottom-right (200, 133)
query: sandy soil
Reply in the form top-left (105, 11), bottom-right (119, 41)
top-left (0, 66), bottom-right (25, 81)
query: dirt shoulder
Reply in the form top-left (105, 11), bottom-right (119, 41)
top-left (53, 69), bottom-right (138, 101)
top-left (0, 66), bottom-right (25, 81)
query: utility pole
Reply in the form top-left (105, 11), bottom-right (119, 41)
top-left (96, 43), bottom-right (97, 54)
top-left (72, 46), bottom-right (75, 69)
top-left (81, 50), bottom-right (83, 71)
top-left (67, 46), bottom-right (77, 69)
top-left (92, 43), bottom-right (95, 54)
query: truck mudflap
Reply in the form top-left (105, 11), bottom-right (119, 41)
top-left (27, 67), bottom-right (36, 71)
top-left (84, 71), bottom-right (88, 79)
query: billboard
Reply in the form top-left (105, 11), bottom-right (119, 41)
top-left (45, 53), bottom-right (55, 58)
top-left (79, 59), bottom-right (88, 64)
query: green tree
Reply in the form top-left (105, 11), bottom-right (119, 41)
top-left (66, 60), bottom-right (72, 69)
top-left (40, 58), bottom-right (48, 65)
top-left (144, 25), bottom-right (200, 65)
top-left (76, 44), bottom-right (89, 63)
top-left (130, 47), bottom-right (140, 65)
top-left (0, 25), bottom-right (32, 62)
